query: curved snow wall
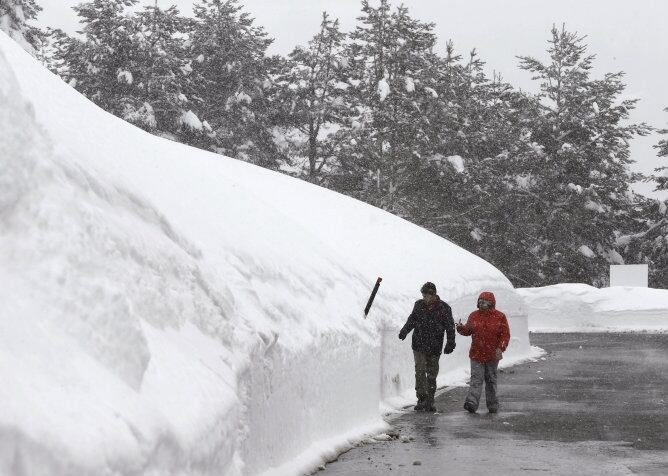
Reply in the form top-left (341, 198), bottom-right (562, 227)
top-left (0, 33), bottom-right (530, 476)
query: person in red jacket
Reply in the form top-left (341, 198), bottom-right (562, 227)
top-left (456, 291), bottom-right (510, 414)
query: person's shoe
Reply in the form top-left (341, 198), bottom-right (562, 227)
top-left (414, 399), bottom-right (426, 411)
top-left (488, 407), bottom-right (498, 414)
top-left (464, 402), bottom-right (477, 413)
top-left (424, 402), bottom-right (437, 413)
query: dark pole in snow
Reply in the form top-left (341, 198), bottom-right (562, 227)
top-left (364, 277), bottom-right (383, 317)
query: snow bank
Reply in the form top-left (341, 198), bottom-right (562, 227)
top-left (518, 284), bottom-right (668, 333)
top-left (0, 32), bottom-right (531, 476)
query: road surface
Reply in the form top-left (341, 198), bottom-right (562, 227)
top-left (319, 333), bottom-right (668, 475)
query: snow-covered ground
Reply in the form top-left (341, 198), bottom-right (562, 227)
top-left (0, 32), bottom-right (532, 476)
top-left (519, 284), bottom-right (668, 333)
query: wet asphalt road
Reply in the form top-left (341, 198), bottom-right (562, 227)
top-left (320, 333), bottom-right (668, 475)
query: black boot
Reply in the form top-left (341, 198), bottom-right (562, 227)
top-left (414, 397), bottom-right (426, 411)
top-left (464, 402), bottom-right (477, 413)
top-left (423, 392), bottom-right (437, 412)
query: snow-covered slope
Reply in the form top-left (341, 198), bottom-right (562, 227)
top-left (0, 32), bottom-right (530, 476)
top-left (519, 284), bottom-right (668, 332)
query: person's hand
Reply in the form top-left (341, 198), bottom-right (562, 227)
top-left (455, 322), bottom-right (464, 332)
top-left (398, 330), bottom-right (407, 340)
top-left (495, 348), bottom-right (503, 361)
top-left (443, 342), bottom-right (456, 354)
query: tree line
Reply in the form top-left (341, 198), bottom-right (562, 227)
top-left (5, 0), bottom-right (668, 288)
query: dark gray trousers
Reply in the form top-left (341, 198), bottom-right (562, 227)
top-left (465, 359), bottom-right (499, 411)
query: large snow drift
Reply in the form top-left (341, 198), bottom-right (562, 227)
top-left (519, 284), bottom-right (668, 332)
top-left (0, 33), bottom-right (531, 476)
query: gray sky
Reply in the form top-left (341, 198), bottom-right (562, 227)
top-left (38, 0), bottom-right (668, 199)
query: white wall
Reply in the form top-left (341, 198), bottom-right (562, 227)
top-left (610, 264), bottom-right (648, 287)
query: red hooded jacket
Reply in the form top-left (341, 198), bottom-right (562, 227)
top-left (457, 291), bottom-right (510, 363)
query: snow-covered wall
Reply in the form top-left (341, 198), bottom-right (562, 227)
top-left (519, 284), bottom-right (668, 332)
top-left (0, 32), bottom-right (530, 476)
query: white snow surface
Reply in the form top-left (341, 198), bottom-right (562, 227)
top-left (519, 284), bottom-right (668, 333)
top-left (0, 33), bottom-right (531, 476)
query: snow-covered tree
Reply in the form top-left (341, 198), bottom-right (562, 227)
top-left (272, 12), bottom-right (350, 182)
top-left (128, 4), bottom-right (209, 143)
top-left (189, 0), bottom-right (280, 167)
top-left (340, 0), bottom-right (441, 213)
top-left (34, 27), bottom-right (70, 75)
top-left (0, 0), bottom-right (41, 52)
top-left (517, 25), bottom-right (650, 285)
top-left (618, 196), bottom-right (668, 288)
top-left (57, 0), bottom-right (141, 115)
top-left (654, 107), bottom-right (668, 190)
top-left (50, 1), bottom-right (208, 145)
top-left (617, 108), bottom-right (668, 289)
top-left (390, 41), bottom-right (545, 286)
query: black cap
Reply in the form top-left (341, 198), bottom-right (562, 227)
top-left (421, 282), bottom-right (437, 294)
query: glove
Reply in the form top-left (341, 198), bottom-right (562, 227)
top-left (495, 348), bottom-right (503, 361)
top-left (443, 341), bottom-right (456, 354)
top-left (398, 330), bottom-right (407, 340)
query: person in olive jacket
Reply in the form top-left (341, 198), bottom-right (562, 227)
top-left (399, 282), bottom-right (456, 412)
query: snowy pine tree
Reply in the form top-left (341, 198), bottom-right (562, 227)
top-left (189, 0), bottom-right (280, 167)
top-left (517, 25), bottom-right (650, 285)
top-left (49, 1), bottom-right (209, 145)
top-left (58, 0), bottom-right (141, 116)
top-left (341, 0), bottom-right (441, 214)
top-left (34, 27), bottom-right (71, 75)
top-left (129, 4), bottom-right (209, 143)
top-left (618, 196), bottom-right (668, 288)
top-left (0, 0), bottom-right (41, 52)
top-left (272, 12), bottom-right (350, 182)
top-left (618, 107), bottom-right (668, 289)
top-left (654, 107), bottom-right (668, 190)
top-left (395, 42), bottom-right (546, 287)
